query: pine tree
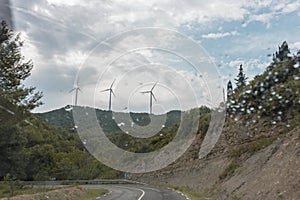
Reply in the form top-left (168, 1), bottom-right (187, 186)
top-left (269, 41), bottom-right (292, 71)
top-left (0, 20), bottom-right (42, 113)
top-left (234, 64), bottom-right (248, 89)
top-left (227, 80), bottom-right (233, 97)
top-left (0, 20), bottom-right (42, 179)
top-left (273, 41), bottom-right (291, 62)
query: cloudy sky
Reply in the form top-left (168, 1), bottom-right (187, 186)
top-left (6, 0), bottom-right (300, 113)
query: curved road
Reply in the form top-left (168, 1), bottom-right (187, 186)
top-left (83, 184), bottom-right (189, 200)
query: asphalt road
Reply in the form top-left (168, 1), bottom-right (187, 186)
top-left (83, 184), bottom-right (189, 200)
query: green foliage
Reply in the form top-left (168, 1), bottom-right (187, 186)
top-left (229, 137), bottom-right (276, 158)
top-left (227, 41), bottom-right (300, 124)
top-left (172, 186), bottom-right (212, 200)
top-left (77, 188), bottom-right (108, 200)
top-left (0, 20), bottom-right (42, 112)
top-left (20, 116), bottom-right (122, 181)
top-left (272, 41), bottom-right (291, 63)
top-left (0, 183), bottom-right (72, 198)
top-left (234, 64), bottom-right (248, 90)
top-left (38, 106), bottom-right (211, 154)
top-left (219, 162), bottom-right (241, 180)
top-left (198, 106), bottom-right (211, 138)
top-left (0, 20), bottom-right (42, 180)
top-left (3, 173), bottom-right (23, 197)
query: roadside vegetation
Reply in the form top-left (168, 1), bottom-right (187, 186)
top-left (1, 15), bottom-right (299, 200)
top-left (0, 183), bottom-right (108, 200)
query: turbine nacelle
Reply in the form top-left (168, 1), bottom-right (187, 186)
top-left (69, 79), bottom-right (81, 106)
top-left (140, 82), bottom-right (158, 114)
top-left (101, 79), bottom-right (116, 111)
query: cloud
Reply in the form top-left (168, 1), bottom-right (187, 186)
top-left (202, 31), bottom-right (239, 39)
top-left (243, 0), bottom-right (300, 28)
top-left (8, 0), bottom-right (300, 112)
top-left (290, 42), bottom-right (300, 51)
top-left (246, 13), bottom-right (274, 28)
top-left (227, 58), bottom-right (270, 82)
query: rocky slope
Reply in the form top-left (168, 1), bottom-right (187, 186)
top-left (132, 116), bottom-right (300, 200)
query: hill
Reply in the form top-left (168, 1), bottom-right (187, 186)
top-left (131, 42), bottom-right (300, 199)
top-left (36, 106), bottom-right (211, 153)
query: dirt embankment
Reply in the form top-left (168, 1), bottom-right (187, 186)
top-left (0, 187), bottom-right (86, 200)
top-left (133, 117), bottom-right (300, 200)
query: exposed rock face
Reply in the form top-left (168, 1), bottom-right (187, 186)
top-left (222, 126), bottom-right (300, 200)
top-left (132, 119), bottom-right (300, 200)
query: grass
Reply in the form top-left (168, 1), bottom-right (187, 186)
top-left (0, 183), bottom-right (61, 198)
top-left (229, 137), bottom-right (276, 158)
top-left (219, 162), bottom-right (241, 180)
top-left (0, 183), bottom-right (108, 200)
top-left (76, 188), bottom-right (108, 200)
top-left (172, 186), bottom-right (214, 200)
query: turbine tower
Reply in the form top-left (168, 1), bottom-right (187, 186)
top-left (101, 79), bottom-right (116, 111)
top-left (141, 82), bottom-right (157, 114)
top-left (69, 80), bottom-right (81, 106)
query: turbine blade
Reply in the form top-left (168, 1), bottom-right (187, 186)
top-left (140, 91), bottom-right (150, 94)
top-left (111, 90), bottom-right (116, 97)
top-left (152, 93), bottom-right (157, 102)
top-left (78, 88), bottom-right (82, 92)
top-left (69, 88), bottom-right (75, 93)
top-left (151, 82), bottom-right (157, 91)
top-left (100, 88), bottom-right (110, 92)
top-left (110, 79), bottom-right (116, 89)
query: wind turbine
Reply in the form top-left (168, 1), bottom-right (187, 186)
top-left (101, 79), bottom-right (116, 111)
top-left (69, 79), bottom-right (81, 106)
top-left (141, 82), bottom-right (157, 114)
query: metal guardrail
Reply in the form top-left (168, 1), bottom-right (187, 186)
top-left (19, 179), bottom-right (146, 186)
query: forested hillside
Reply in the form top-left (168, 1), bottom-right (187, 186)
top-left (0, 21), bottom-right (120, 181)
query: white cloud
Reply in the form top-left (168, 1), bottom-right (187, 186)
top-left (290, 42), bottom-right (300, 51)
top-left (280, 1), bottom-right (300, 14)
top-left (227, 58), bottom-right (269, 82)
top-left (8, 0), bottom-right (300, 112)
top-left (244, 0), bottom-right (300, 28)
top-left (202, 31), bottom-right (239, 39)
top-left (246, 12), bottom-right (274, 28)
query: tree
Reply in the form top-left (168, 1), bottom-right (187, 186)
top-left (227, 80), bottom-right (233, 97)
top-left (234, 64), bottom-right (248, 89)
top-left (273, 41), bottom-right (291, 62)
top-left (0, 20), bottom-right (42, 179)
top-left (0, 20), bottom-right (42, 112)
top-left (269, 41), bottom-right (292, 71)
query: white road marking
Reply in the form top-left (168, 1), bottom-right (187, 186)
top-left (137, 188), bottom-right (145, 200)
top-left (114, 186), bottom-right (145, 200)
